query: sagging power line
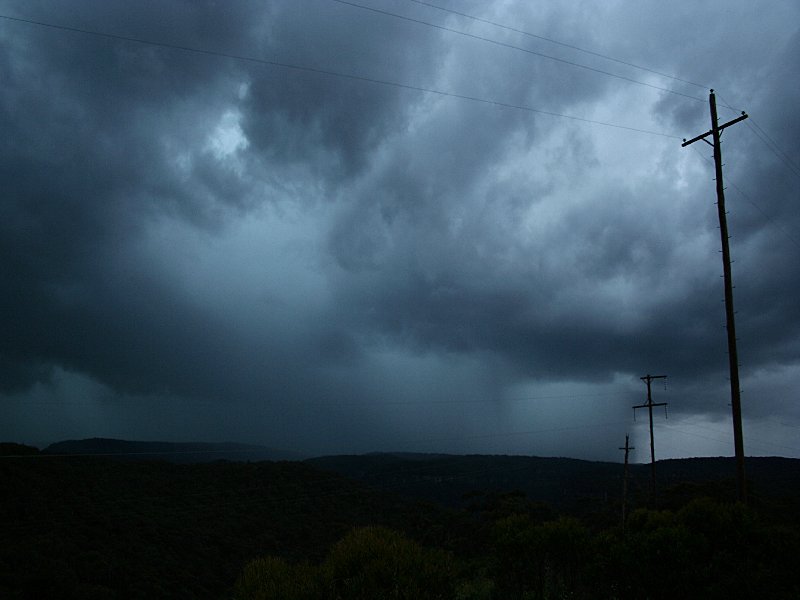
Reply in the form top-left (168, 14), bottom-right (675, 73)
top-left (405, 0), bottom-right (709, 91)
top-left (331, 0), bottom-right (708, 105)
top-left (0, 13), bottom-right (680, 139)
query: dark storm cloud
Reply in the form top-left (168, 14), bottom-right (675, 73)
top-left (240, 1), bottom-right (444, 180)
top-left (325, 170), bottom-right (727, 383)
top-left (1, 3), bottom-right (245, 389)
top-left (1, 0), bottom-right (463, 436)
top-left (1, 0), bottom-right (799, 457)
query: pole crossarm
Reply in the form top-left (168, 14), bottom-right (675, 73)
top-left (682, 112), bottom-right (748, 147)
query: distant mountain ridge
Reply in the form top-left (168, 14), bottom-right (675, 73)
top-left (31, 439), bottom-right (800, 511)
top-left (307, 452), bottom-right (800, 510)
top-left (43, 437), bottom-right (304, 463)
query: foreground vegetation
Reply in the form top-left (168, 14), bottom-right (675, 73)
top-left (1, 443), bottom-right (798, 598)
top-left (236, 498), bottom-right (799, 599)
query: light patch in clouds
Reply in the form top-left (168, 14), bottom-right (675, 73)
top-left (206, 109), bottom-right (249, 160)
top-left (137, 202), bottom-right (330, 322)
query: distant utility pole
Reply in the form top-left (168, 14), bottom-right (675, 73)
top-left (682, 90), bottom-right (749, 504)
top-left (619, 434), bottom-right (634, 532)
top-left (633, 374), bottom-right (667, 503)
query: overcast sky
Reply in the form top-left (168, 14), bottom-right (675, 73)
top-left (2, 0), bottom-right (798, 462)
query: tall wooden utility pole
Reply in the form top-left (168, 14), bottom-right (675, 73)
top-left (619, 434), bottom-right (634, 533)
top-left (682, 90), bottom-right (749, 503)
top-left (633, 374), bottom-right (667, 503)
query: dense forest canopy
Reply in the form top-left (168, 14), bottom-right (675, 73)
top-left (2, 445), bottom-right (798, 598)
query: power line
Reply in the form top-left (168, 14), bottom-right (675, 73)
top-left (662, 423), bottom-right (800, 456)
top-left (689, 422), bottom-right (800, 454)
top-left (690, 146), bottom-right (800, 251)
top-left (0, 13), bottom-right (680, 139)
top-left (404, 0), bottom-right (710, 91)
top-left (728, 179), bottom-right (800, 250)
top-left (331, 0), bottom-right (708, 105)
top-left (745, 119), bottom-right (800, 180)
top-left (714, 92), bottom-right (799, 178)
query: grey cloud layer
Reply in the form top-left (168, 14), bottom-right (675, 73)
top-left (1, 0), bottom-right (798, 456)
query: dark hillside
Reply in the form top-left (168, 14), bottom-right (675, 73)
top-left (309, 453), bottom-right (800, 513)
top-left (3, 448), bottom-right (799, 598)
top-left (0, 443), bottom-right (39, 456)
top-left (0, 455), bottom-right (450, 599)
top-left (308, 453), bottom-right (622, 511)
top-left (43, 437), bottom-right (303, 463)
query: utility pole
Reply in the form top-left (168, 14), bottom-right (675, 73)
top-left (633, 374), bottom-right (667, 503)
top-left (682, 90), bottom-right (748, 503)
top-left (619, 434), bottom-right (634, 533)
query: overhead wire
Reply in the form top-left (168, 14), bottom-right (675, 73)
top-left (714, 91), bottom-right (800, 180)
top-left (745, 119), bottom-right (800, 180)
top-left (334, 0), bottom-right (800, 184)
top-left (0, 13), bottom-right (680, 139)
top-left (373, 0), bottom-right (800, 259)
top-left (1, 9), bottom-right (791, 246)
top-left (695, 421), bottom-right (800, 454)
top-left (727, 178), bottom-right (800, 250)
top-left (690, 146), bottom-right (800, 251)
top-left (404, 0), bottom-right (709, 91)
top-left (330, 0), bottom-right (708, 106)
top-left (662, 422), bottom-right (800, 456)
